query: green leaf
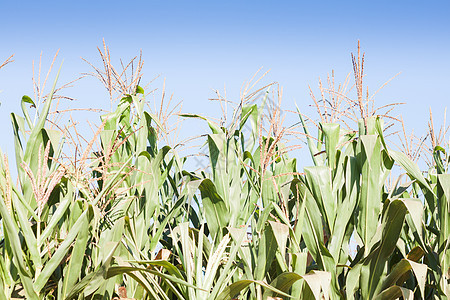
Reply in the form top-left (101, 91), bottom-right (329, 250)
top-left (11, 193), bottom-right (42, 273)
top-left (0, 193), bottom-right (37, 299)
top-left (401, 198), bottom-right (424, 240)
top-left (149, 195), bottom-right (185, 251)
top-left (268, 221), bottom-right (289, 262)
top-left (215, 280), bottom-right (253, 300)
top-left (302, 271), bottom-right (331, 300)
top-left (215, 279), bottom-right (293, 300)
top-left (61, 210), bottom-right (91, 298)
top-left (34, 205), bottom-right (94, 293)
top-left (304, 166), bottom-right (335, 232)
top-left (358, 135), bottom-right (383, 251)
top-left (390, 150), bottom-right (434, 194)
top-left (106, 266), bottom-right (202, 291)
top-left (254, 222), bottom-right (278, 281)
top-left (294, 180), bottom-right (335, 272)
top-left (296, 105), bottom-right (323, 166)
top-left (360, 199), bottom-right (408, 298)
top-left (209, 227), bottom-right (247, 299)
top-left (135, 85), bottom-right (144, 95)
top-left (38, 197), bottom-right (71, 247)
top-left (199, 179), bottom-right (229, 240)
top-left (374, 286), bottom-right (413, 300)
top-left (263, 272), bottom-right (303, 298)
top-left (21, 95), bottom-right (35, 129)
top-left (130, 260), bottom-right (184, 280)
top-left (380, 258), bottom-right (427, 299)
top-left (65, 242), bottom-right (119, 299)
top-left (320, 122), bottom-right (340, 169)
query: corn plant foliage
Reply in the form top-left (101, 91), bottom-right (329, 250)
top-left (0, 68), bottom-right (449, 300)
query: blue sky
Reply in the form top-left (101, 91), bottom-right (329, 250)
top-left (0, 0), bottom-right (449, 166)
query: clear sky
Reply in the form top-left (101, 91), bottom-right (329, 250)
top-left (0, 0), bottom-right (449, 167)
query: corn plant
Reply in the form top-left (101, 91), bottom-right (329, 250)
top-left (0, 44), bottom-right (449, 299)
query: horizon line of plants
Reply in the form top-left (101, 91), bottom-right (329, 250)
top-left (0, 44), bottom-right (448, 299)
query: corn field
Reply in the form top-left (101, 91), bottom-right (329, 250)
top-left (0, 44), bottom-right (449, 299)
